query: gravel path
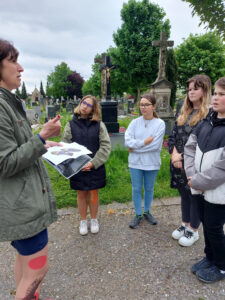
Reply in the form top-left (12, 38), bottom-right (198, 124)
top-left (1, 198), bottom-right (225, 300)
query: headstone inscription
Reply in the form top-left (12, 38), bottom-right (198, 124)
top-left (150, 31), bottom-right (175, 134)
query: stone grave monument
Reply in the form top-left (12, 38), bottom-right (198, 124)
top-left (96, 55), bottom-right (119, 133)
top-left (150, 31), bottom-right (175, 134)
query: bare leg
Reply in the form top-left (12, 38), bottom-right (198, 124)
top-left (14, 253), bottom-right (23, 288)
top-left (15, 245), bottom-right (49, 300)
top-left (77, 190), bottom-right (88, 220)
top-left (89, 190), bottom-right (99, 219)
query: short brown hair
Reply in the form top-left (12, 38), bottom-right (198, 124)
top-left (139, 93), bottom-right (158, 118)
top-left (0, 39), bottom-right (19, 80)
top-left (214, 77), bottom-right (225, 90)
top-left (74, 95), bottom-right (101, 121)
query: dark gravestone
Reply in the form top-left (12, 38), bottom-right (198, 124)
top-left (128, 100), bottom-right (134, 114)
top-left (66, 102), bottom-right (75, 113)
top-left (98, 55), bottom-right (119, 133)
top-left (46, 106), bottom-right (56, 119)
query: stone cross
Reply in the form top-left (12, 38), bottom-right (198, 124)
top-left (152, 32), bottom-right (174, 81)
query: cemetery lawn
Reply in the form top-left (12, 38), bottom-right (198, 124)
top-left (44, 146), bottom-right (178, 208)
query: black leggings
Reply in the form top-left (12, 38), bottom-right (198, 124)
top-left (197, 196), bottom-right (225, 270)
top-left (178, 186), bottom-right (200, 230)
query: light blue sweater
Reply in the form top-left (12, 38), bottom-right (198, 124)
top-left (125, 116), bottom-right (165, 170)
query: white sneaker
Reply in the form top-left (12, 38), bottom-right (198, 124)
top-left (90, 219), bottom-right (99, 234)
top-left (172, 224), bottom-right (186, 240)
top-left (79, 220), bottom-right (88, 235)
top-left (178, 229), bottom-right (199, 247)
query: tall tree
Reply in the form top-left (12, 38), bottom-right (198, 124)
top-left (46, 62), bottom-right (72, 99)
top-left (175, 32), bottom-right (225, 89)
top-left (21, 82), bottom-right (27, 99)
top-left (182, 0), bottom-right (225, 40)
top-left (113, 0), bottom-right (170, 99)
top-left (67, 71), bottom-right (84, 99)
top-left (40, 81), bottom-right (45, 97)
top-left (15, 87), bottom-right (21, 98)
top-left (82, 62), bottom-right (101, 97)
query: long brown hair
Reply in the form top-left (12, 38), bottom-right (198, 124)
top-left (0, 39), bottom-right (19, 80)
top-left (177, 74), bottom-right (211, 126)
top-left (139, 93), bottom-right (158, 118)
top-left (74, 95), bottom-right (101, 121)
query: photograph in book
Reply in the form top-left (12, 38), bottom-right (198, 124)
top-left (42, 142), bottom-right (92, 179)
top-left (43, 142), bottom-right (92, 165)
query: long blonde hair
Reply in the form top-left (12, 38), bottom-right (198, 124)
top-left (74, 95), bottom-right (101, 122)
top-left (177, 75), bottom-right (211, 126)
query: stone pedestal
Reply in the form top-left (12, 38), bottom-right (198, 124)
top-left (149, 78), bottom-right (175, 135)
top-left (100, 100), bottom-right (119, 133)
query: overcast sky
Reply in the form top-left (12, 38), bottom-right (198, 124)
top-left (0, 0), bottom-right (207, 93)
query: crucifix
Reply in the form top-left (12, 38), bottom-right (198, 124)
top-left (99, 55), bottom-right (117, 100)
top-left (152, 32), bottom-right (174, 81)
top-left (94, 53), bottom-right (107, 99)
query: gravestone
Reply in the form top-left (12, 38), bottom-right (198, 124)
top-left (150, 31), bottom-right (175, 134)
top-left (117, 100), bottom-right (125, 116)
top-left (45, 105), bottom-right (56, 119)
top-left (66, 102), bottom-right (75, 113)
top-left (127, 99), bottom-right (134, 114)
top-left (26, 109), bottom-right (40, 124)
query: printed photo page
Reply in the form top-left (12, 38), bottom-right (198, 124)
top-left (43, 142), bottom-right (92, 179)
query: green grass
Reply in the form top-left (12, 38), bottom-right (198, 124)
top-left (37, 109), bottom-right (178, 208)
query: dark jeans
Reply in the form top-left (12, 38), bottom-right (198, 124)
top-left (178, 186), bottom-right (200, 229)
top-left (197, 195), bottom-right (225, 270)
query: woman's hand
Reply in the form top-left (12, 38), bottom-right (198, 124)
top-left (171, 152), bottom-right (183, 164)
top-left (173, 161), bottom-right (183, 169)
top-left (45, 141), bottom-right (63, 149)
top-left (81, 161), bottom-right (94, 171)
top-left (128, 148), bottom-right (133, 152)
top-left (144, 136), bottom-right (154, 145)
top-left (187, 176), bottom-right (192, 187)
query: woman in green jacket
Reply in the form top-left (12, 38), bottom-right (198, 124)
top-left (0, 39), bottom-right (61, 300)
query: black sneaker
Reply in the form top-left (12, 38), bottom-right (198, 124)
top-left (143, 212), bottom-right (157, 225)
top-left (191, 257), bottom-right (213, 274)
top-left (196, 265), bottom-right (225, 283)
top-left (129, 215), bottom-right (142, 229)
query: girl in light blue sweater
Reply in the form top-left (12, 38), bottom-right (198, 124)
top-left (125, 94), bottom-right (165, 229)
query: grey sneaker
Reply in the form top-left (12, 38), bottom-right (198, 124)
top-left (129, 215), bottom-right (142, 229)
top-left (143, 212), bottom-right (157, 225)
top-left (191, 257), bottom-right (214, 274)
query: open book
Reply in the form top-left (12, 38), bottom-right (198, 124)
top-left (43, 142), bottom-right (92, 179)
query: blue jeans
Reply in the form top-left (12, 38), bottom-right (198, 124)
top-left (129, 168), bottom-right (158, 216)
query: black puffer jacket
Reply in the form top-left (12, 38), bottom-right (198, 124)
top-left (69, 115), bottom-right (106, 191)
